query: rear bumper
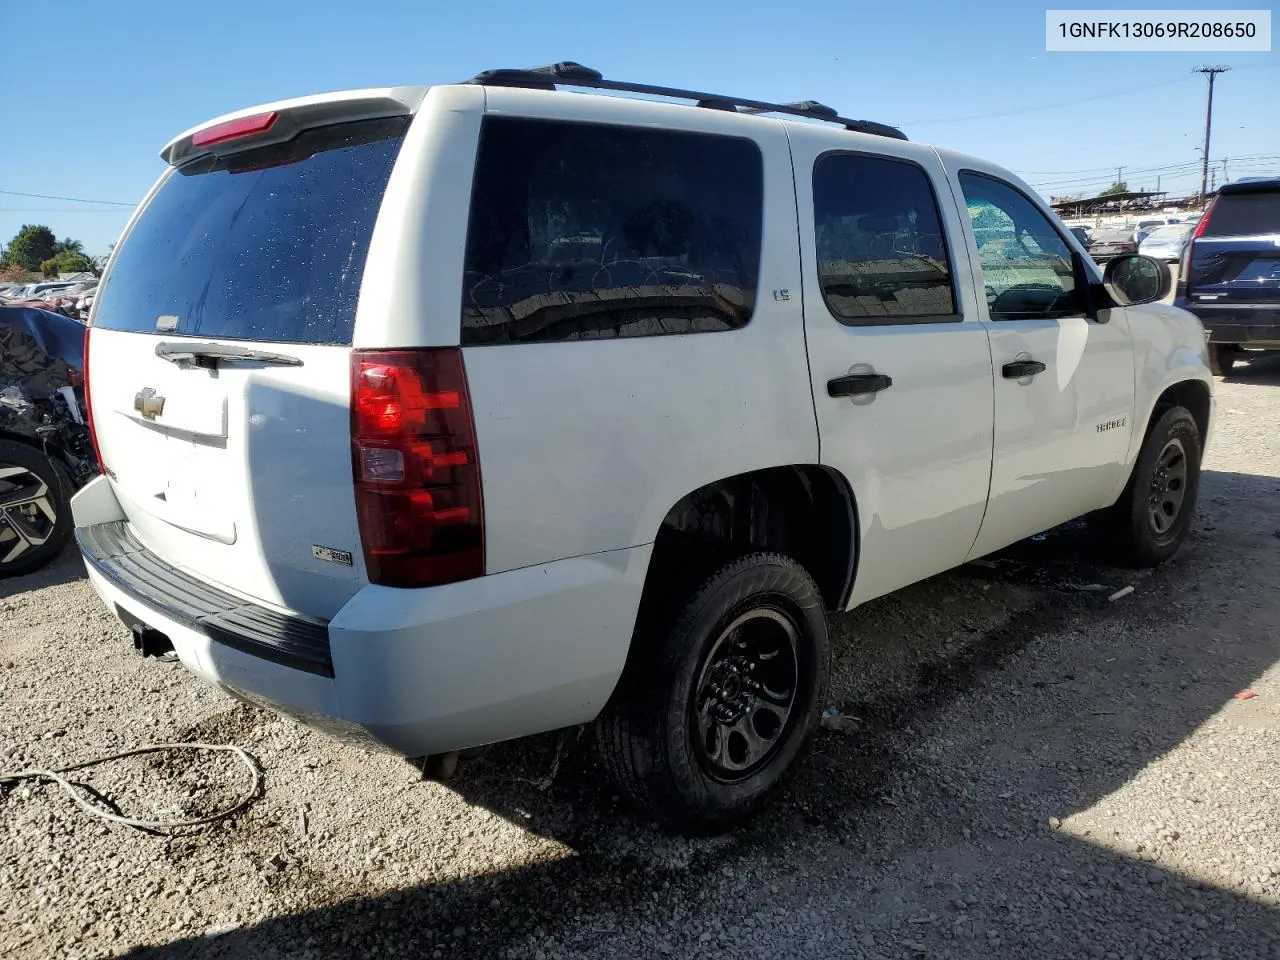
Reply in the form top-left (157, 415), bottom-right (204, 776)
top-left (78, 521), bottom-right (334, 677)
top-left (1175, 300), bottom-right (1280, 347)
top-left (72, 481), bottom-right (650, 757)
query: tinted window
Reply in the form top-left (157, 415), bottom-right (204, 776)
top-left (812, 154), bottom-right (955, 322)
top-left (94, 117), bottom-right (408, 344)
top-left (461, 118), bottom-right (762, 345)
top-left (1204, 191), bottom-right (1280, 236)
top-left (959, 172), bottom-right (1082, 321)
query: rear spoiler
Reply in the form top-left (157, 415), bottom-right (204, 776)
top-left (161, 86), bottom-right (429, 166)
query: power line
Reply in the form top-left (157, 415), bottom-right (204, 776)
top-left (1028, 154), bottom-right (1280, 190)
top-left (1018, 165), bottom-right (1123, 175)
top-left (0, 208), bottom-right (132, 213)
top-left (901, 73), bottom-right (1197, 126)
top-left (945, 60), bottom-right (1279, 132)
top-left (1031, 162), bottom-right (1204, 189)
top-left (0, 189), bottom-right (134, 207)
top-left (1022, 152), bottom-right (1280, 183)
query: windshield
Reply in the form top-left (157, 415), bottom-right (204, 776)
top-left (93, 116), bottom-right (408, 345)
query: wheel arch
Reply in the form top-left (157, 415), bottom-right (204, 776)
top-left (623, 464), bottom-right (859, 666)
top-left (1131, 373), bottom-right (1212, 464)
top-left (1150, 378), bottom-right (1211, 452)
top-left (0, 428), bottom-right (76, 482)
top-left (1106, 375), bottom-right (1212, 509)
top-left (0, 427), bottom-right (54, 455)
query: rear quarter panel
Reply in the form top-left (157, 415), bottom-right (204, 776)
top-left (426, 91), bottom-right (819, 573)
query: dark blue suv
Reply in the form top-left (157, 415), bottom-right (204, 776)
top-left (1176, 177), bottom-right (1280, 375)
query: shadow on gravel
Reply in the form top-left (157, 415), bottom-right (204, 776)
top-left (1221, 350), bottom-right (1280, 386)
top-left (443, 470), bottom-right (1280, 843)
top-left (123, 470), bottom-right (1280, 959)
top-left (0, 543), bottom-right (86, 599)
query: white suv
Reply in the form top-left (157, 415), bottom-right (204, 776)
top-left (73, 63), bottom-right (1213, 832)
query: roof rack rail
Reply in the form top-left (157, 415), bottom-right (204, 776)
top-left (469, 62), bottom-right (907, 141)
top-left (740, 100), bottom-right (839, 120)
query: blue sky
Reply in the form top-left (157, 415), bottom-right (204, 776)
top-left (2, 0), bottom-right (1275, 255)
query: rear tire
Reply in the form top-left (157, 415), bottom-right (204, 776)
top-left (1094, 406), bottom-right (1201, 568)
top-left (595, 552), bottom-right (830, 834)
top-left (1207, 343), bottom-right (1236, 377)
top-left (0, 440), bottom-right (74, 578)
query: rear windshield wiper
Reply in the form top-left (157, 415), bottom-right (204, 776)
top-left (155, 341), bottom-right (303, 368)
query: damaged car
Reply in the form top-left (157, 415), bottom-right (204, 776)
top-left (1, 306), bottom-right (98, 576)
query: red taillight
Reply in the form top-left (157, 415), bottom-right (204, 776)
top-left (82, 325), bottom-right (107, 475)
top-left (1182, 200), bottom-right (1217, 280)
top-left (1192, 199), bottom-right (1215, 239)
top-left (350, 349), bottom-right (484, 588)
top-left (191, 111), bottom-right (279, 148)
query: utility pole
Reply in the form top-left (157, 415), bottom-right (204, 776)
top-left (1116, 166), bottom-right (1124, 187)
top-left (1222, 157), bottom-right (1229, 185)
top-left (1195, 65), bottom-right (1230, 201)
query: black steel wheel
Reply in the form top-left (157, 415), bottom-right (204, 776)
top-left (595, 552), bottom-right (830, 833)
top-left (0, 440), bottom-right (74, 578)
top-left (1147, 436), bottom-right (1189, 538)
top-left (692, 606), bottom-right (801, 782)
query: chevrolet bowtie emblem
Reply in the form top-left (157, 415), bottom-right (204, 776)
top-left (134, 387), bottom-right (165, 421)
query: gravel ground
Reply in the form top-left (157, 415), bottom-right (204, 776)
top-left (2, 355), bottom-right (1279, 960)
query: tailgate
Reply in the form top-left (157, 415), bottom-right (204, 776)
top-left (87, 114), bottom-right (410, 619)
top-left (1186, 235), bottom-right (1280, 305)
top-left (1188, 190), bottom-right (1280, 306)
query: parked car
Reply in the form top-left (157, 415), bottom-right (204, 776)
top-left (1088, 229), bottom-right (1137, 262)
top-left (1, 306), bottom-right (97, 577)
top-left (1138, 224), bottom-right (1192, 262)
top-left (73, 63), bottom-right (1213, 832)
top-left (1177, 177), bottom-right (1280, 375)
top-left (1132, 217), bottom-right (1176, 242)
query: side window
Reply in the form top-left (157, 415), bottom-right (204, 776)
top-left (812, 153), bottom-right (957, 323)
top-left (958, 172), bottom-right (1083, 321)
top-left (461, 117), bottom-right (763, 345)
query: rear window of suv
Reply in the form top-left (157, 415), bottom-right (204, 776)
top-left (461, 117), bottom-right (763, 345)
top-left (93, 116), bottom-right (408, 345)
top-left (1202, 190), bottom-right (1280, 236)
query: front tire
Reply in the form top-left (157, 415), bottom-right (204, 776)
top-left (1097, 406), bottom-right (1202, 567)
top-left (595, 553), bottom-right (830, 834)
top-left (0, 440), bottom-right (74, 578)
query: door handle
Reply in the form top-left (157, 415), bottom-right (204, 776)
top-left (1002, 359), bottom-right (1046, 379)
top-left (827, 373), bottom-right (893, 397)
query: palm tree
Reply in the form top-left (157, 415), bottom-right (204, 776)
top-left (55, 237), bottom-right (84, 256)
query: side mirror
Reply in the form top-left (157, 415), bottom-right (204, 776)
top-left (1102, 254), bottom-right (1171, 306)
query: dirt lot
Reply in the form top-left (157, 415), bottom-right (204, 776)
top-left (3, 356), bottom-right (1279, 960)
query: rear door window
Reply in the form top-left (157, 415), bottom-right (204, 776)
top-left (461, 117), bottom-right (763, 345)
top-left (1203, 191), bottom-right (1280, 236)
top-left (812, 153), bottom-right (957, 323)
top-left (93, 116), bottom-right (408, 345)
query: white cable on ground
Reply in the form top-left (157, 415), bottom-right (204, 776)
top-left (0, 743), bottom-right (260, 831)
